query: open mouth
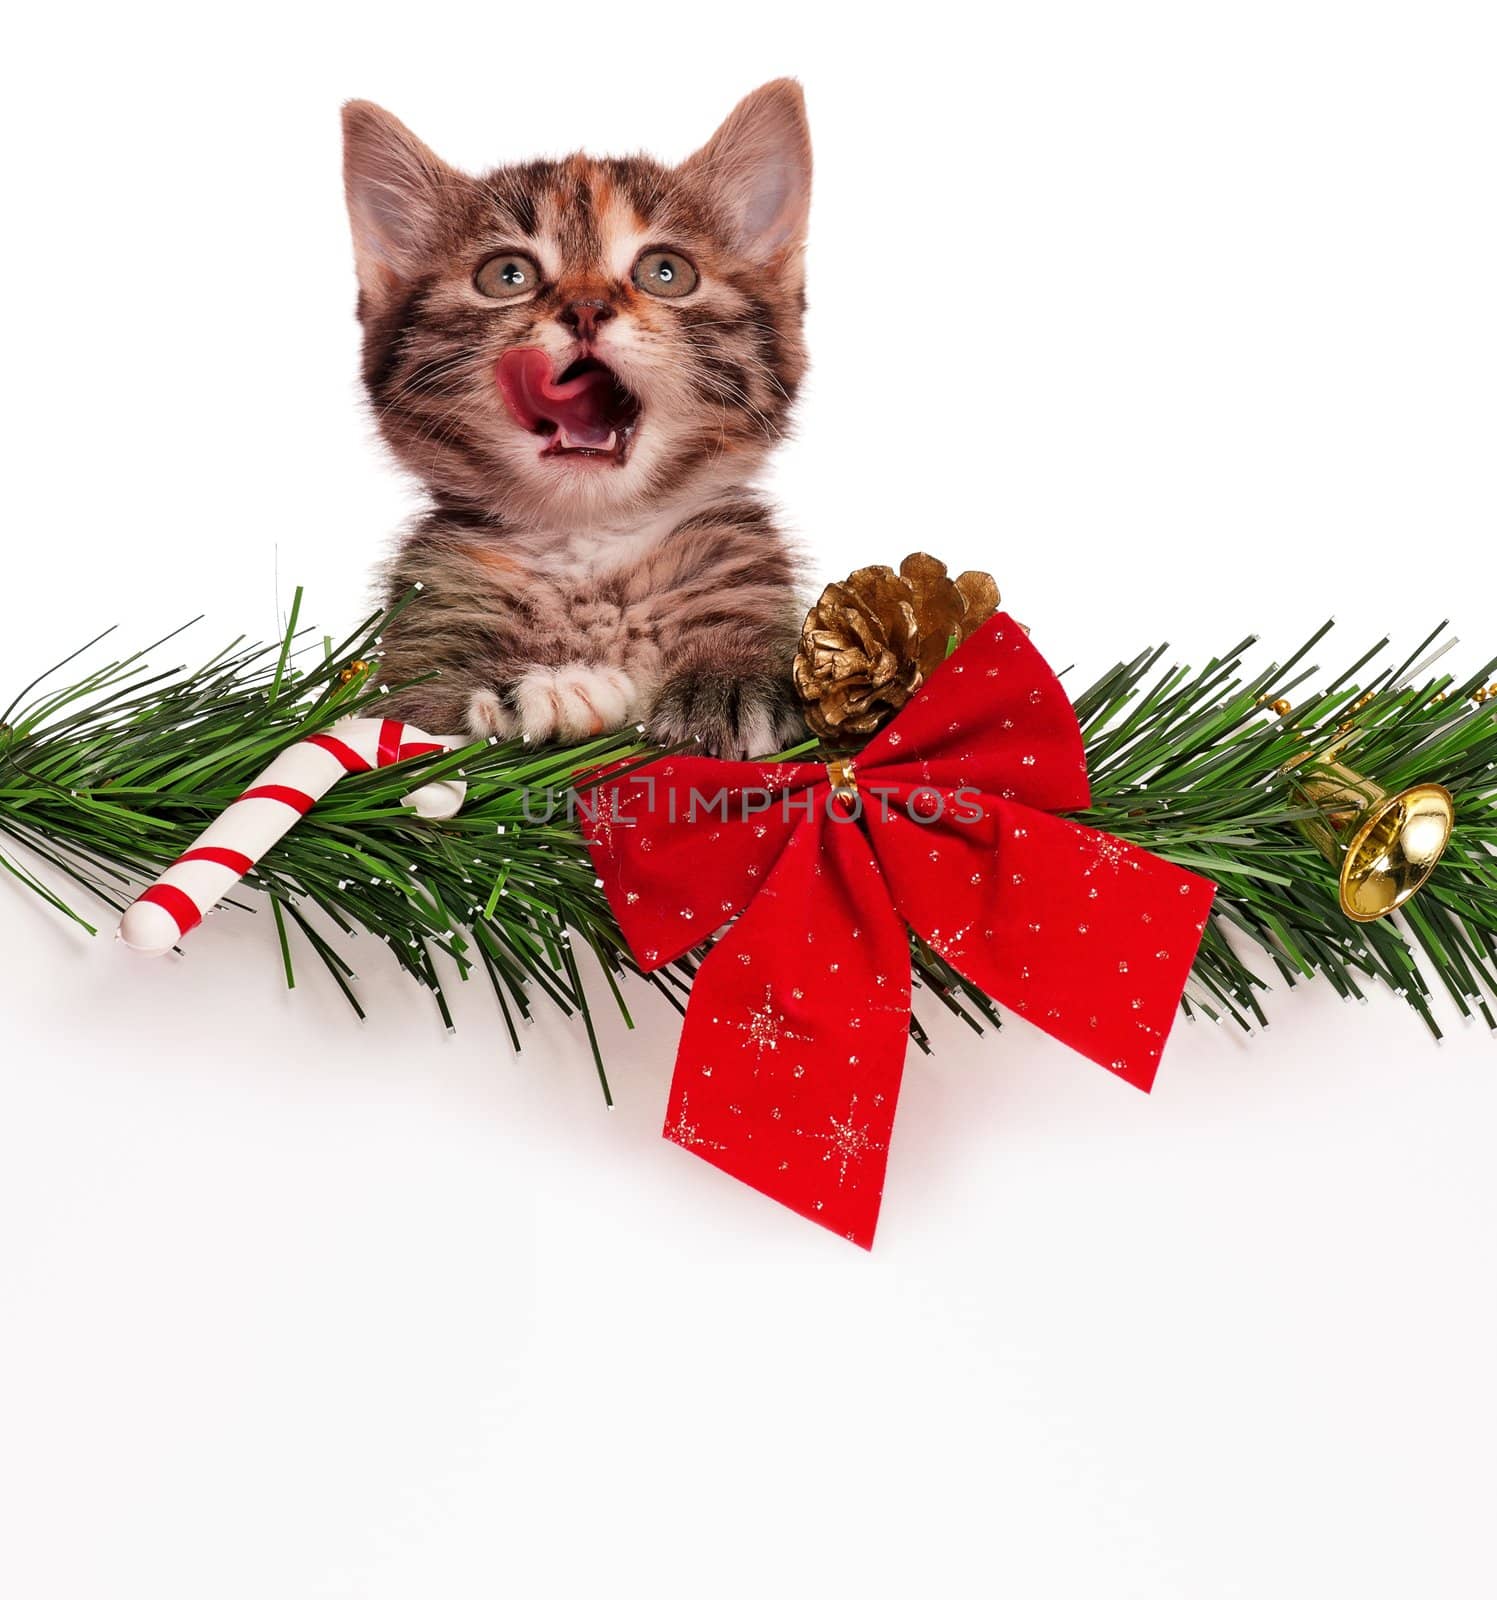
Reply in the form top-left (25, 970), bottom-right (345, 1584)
top-left (496, 347), bottom-right (641, 465)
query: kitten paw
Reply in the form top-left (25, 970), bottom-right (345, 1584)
top-left (512, 664), bottom-right (642, 742)
top-left (648, 670), bottom-right (806, 759)
top-left (466, 688), bottom-right (517, 739)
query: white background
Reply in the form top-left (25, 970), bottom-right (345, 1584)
top-left (3, 4), bottom-right (1494, 1595)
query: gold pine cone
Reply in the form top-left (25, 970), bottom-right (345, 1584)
top-left (792, 552), bottom-right (1000, 741)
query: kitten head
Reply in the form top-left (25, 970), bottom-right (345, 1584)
top-left (342, 81), bottom-right (811, 529)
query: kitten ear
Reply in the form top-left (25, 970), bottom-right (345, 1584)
top-left (680, 79), bottom-right (812, 262)
top-left (342, 100), bottom-right (462, 298)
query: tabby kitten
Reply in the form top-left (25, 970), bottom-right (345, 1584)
top-left (342, 80), bottom-right (812, 757)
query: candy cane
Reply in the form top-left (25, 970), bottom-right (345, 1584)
top-left (118, 717), bottom-right (468, 957)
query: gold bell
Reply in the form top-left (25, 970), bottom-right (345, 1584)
top-left (1286, 745), bottom-right (1454, 923)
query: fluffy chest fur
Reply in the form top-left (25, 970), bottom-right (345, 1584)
top-left (525, 507), bottom-right (692, 582)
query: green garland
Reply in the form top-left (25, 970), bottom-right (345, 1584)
top-left (1072, 623), bottom-right (1496, 1035)
top-left (2, 592), bottom-right (1493, 1097)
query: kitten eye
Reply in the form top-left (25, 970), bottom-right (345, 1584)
top-left (475, 253), bottom-right (542, 299)
top-left (633, 249), bottom-right (699, 299)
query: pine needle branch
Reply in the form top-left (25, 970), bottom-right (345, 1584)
top-left (2, 602), bottom-right (1494, 1086)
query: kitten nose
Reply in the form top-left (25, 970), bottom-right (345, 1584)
top-left (559, 298), bottom-right (615, 340)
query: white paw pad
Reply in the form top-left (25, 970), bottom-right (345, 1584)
top-left (513, 665), bottom-right (641, 742)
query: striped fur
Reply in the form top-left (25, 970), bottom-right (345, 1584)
top-left (342, 81), bottom-right (813, 756)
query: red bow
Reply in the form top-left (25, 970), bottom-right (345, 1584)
top-left (583, 615), bottom-right (1216, 1247)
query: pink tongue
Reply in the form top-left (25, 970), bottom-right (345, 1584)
top-left (496, 347), bottom-right (615, 447)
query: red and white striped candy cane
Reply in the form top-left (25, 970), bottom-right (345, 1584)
top-left (118, 717), bottom-right (468, 957)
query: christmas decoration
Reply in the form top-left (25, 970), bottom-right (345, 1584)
top-left (119, 716), bottom-right (468, 956)
top-left (792, 553), bottom-right (999, 740)
top-left (0, 594), bottom-right (668, 1056)
top-left (1283, 732), bottom-right (1454, 923)
top-left (583, 613), bottom-right (1215, 1244)
top-left (1, 585), bottom-right (1494, 1116)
